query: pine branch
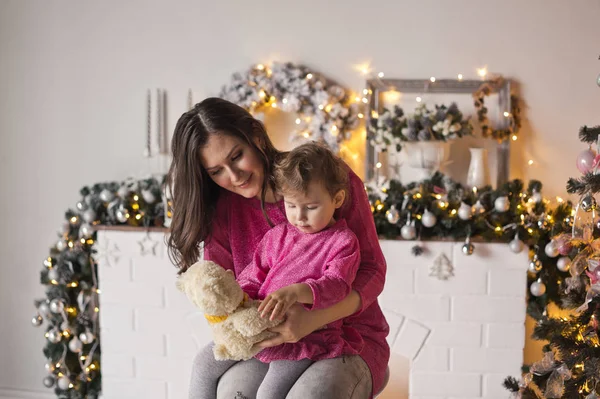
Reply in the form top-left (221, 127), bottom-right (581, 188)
top-left (566, 174), bottom-right (600, 195)
top-left (578, 125), bottom-right (600, 144)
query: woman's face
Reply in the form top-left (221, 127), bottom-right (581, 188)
top-left (199, 133), bottom-right (265, 199)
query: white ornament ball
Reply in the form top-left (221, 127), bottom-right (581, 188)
top-left (509, 238), bottom-right (524, 253)
top-left (56, 240), bottom-right (67, 251)
top-left (142, 189), bottom-right (156, 204)
top-left (79, 224), bottom-right (93, 238)
top-left (494, 196), bottom-right (510, 212)
top-left (117, 184), bottom-right (130, 198)
top-left (531, 192), bottom-right (543, 203)
top-left (544, 241), bottom-right (559, 258)
top-left (82, 209), bottom-right (97, 224)
top-left (47, 329), bottom-right (62, 344)
top-left (68, 337), bottom-right (83, 353)
top-left (48, 268), bottom-right (60, 282)
top-left (421, 210), bottom-right (437, 228)
top-left (79, 330), bottom-right (95, 345)
top-left (99, 189), bottom-right (115, 203)
top-left (458, 202), bottom-right (472, 220)
top-left (400, 223), bottom-right (417, 240)
top-left (49, 299), bottom-right (64, 314)
top-left (38, 302), bottom-right (50, 316)
top-left (57, 376), bottom-right (71, 390)
top-left (530, 279), bottom-right (546, 297)
top-left (32, 314), bottom-right (43, 327)
top-left (386, 205), bottom-right (400, 224)
top-left (116, 208), bottom-right (129, 223)
top-left (45, 362), bottom-right (56, 373)
top-left (557, 256), bottom-right (571, 272)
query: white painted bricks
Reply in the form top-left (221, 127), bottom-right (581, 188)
top-left (97, 232), bottom-right (528, 399)
top-left (381, 240), bottom-right (528, 398)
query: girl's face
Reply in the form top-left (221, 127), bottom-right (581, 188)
top-left (283, 181), bottom-right (345, 234)
top-left (199, 133), bottom-right (266, 200)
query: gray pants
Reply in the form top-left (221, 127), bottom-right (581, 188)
top-left (189, 344), bottom-right (372, 399)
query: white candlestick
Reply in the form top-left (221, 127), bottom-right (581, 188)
top-left (144, 89), bottom-right (151, 158)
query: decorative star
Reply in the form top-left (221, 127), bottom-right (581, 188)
top-left (92, 238), bottom-right (120, 266)
top-left (138, 232), bottom-right (158, 256)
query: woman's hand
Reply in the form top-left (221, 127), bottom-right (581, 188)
top-left (253, 303), bottom-right (319, 349)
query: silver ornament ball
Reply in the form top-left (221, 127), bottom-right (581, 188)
top-left (458, 203), bottom-right (472, 220)
top-left (530, 279), bottom-right (546, 297)
top-left (116, 208), bottom-right (129, 223)
top-left (494, 196), bottom-right (510, 212)
top-left (421, 210), bottom-right (437, 228)
top-left (386, 206), bottom-right (400, 224)
top-left (32, 314), bottom-right (43, 327)
top-left (68, 337), bottom-right (83, 353)
top-left (76, 201), bottom-right (88, 212)
top-left (580, 194), bottom-right (597, 212)
top-left (99, 189), bottom-right (115, 203)
top-left (38, 302), bottom-right (50, 316)
top-left (557, 256), bottom-right (571, 272)
top-left (47, 329), bottom-right (62, 344)
top-left (509, 238), bottom-right (524, 253)
top-left (43, 375), bottom-right (56, 388)
top-left (79, 330), bottom-right (95, 344)
top-left (47, 268), bottom-right (60, 282)
top-left (462, 242), bottom-right (475, 255)
top-left (400, 223), bottom-right (416, 240)
top-left (544, 241), bottom-right (559, 258)
top-left (57, 376), bottom-right (71, 390)
top-left (49, 298), bottom-right (64, 314)
top-left (56, 240), bottom-right (67, 251)
top-left (528, 259), bottom-right (542, 273)
top-left (142, 189), bottom-right (157, 204)
top-left (79, 224), bottom-right (93, 238)
top-left (597, 73), bottom-right (600, 87)
top-left (82, 209), bottom-right (97, 224)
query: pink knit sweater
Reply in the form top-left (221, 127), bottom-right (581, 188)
top-left (237, 220), bottom-right (364, 362)
top-left (204, 168), bottom-right (390, 395)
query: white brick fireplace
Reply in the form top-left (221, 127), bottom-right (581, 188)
top-left (95, 229), bottom-right (528, 399)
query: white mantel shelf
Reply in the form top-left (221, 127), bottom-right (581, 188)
top-left (96, 230), bottom-right (527, 399)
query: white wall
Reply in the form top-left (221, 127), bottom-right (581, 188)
top-left (1, 0), bottom-right (599, 396)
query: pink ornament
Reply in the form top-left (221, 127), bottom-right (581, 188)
top-left (554, 234), bottom-right (574, 256)
top-left (577, 148), bottom-right (597, 174)
top-left (593, 154), bottom-right (600, 172)
top-left (586, 268), bottom-right (600, 285)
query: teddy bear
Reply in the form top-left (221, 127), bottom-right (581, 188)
top-left (176, 260), bottom-right (282, 361)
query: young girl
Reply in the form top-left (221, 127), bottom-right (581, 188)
top-left (232, 142), bottom-right (375, 398)
top-left (168, 98), bottom-right (389, 399)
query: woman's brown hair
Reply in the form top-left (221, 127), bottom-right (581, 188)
top-left (166, 97), bottom-right (283, 274)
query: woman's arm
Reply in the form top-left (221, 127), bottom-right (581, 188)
top-left (254, 290), bottom-right (361, 348)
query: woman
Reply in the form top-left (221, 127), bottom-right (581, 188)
top-left (167, 97), bottom-right (389, 399)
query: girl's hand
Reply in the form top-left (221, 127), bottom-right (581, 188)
top-left (254, 303), bottom-right (320, 349)
top-left (258, 285), bottom-right (299, 321)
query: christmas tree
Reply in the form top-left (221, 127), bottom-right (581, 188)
top-left (33, 177), bottom-right (165, 398)
top-left (505, 125), bottom-right (600, 398)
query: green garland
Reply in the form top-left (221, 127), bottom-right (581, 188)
top-left (366, 172), bottom-right (574, 319)
top-left (34, 176), bottom-right (165, 398)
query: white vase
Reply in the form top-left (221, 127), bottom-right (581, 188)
top-left (400, 141), bottom-right (451, 181)
top-left (466, 147), bottom-right (488, 189)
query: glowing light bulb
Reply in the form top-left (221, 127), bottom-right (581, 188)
top-left (306, 73), bottom-right (313, 79)
top-left (378, 72), bottom-right (384, 78)
top-left (416, 97), bottom-right (422, 102)
top-left (477, 67), bottom-right (488, 78)
top-left (457, 74), bottom-right (463, 80)
top-left (512, 135), bottom-right (518, 141)
top-left (430, 77), bottom-right (436, 82)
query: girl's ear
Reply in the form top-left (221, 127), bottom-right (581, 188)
top-left (333, 190), bottom-right (346, 209)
